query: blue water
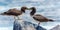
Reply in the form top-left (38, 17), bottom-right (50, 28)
top-left (0, 0), bottom-right (60, 30)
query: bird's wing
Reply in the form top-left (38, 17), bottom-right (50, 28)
top-left (8, 9), bottom-right (22, 14)
top-left (33, 14), bottom-right (47, 20)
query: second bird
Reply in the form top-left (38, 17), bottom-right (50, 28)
top-left (29, 7), bottom-right (54, 26)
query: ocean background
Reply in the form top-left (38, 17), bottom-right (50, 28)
top-left (0, 0), bottom-right (60, 30)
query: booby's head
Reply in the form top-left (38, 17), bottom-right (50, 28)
top-left (21, 6), bottom-right (28, 13)
top-left (29, 7), bottom-right (36, 16)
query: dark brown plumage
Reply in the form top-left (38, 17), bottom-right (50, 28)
top-left (29, 7), bottom-right (54, 25)
top-left (1, 6), bottom-right (28, 16)
top-left (0, 6), bottom-right (28, 20)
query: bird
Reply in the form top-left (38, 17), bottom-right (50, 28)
top-left (0, 6), bottom-right (28, 20)
top-left (29, 7), bottom-right (54, 26)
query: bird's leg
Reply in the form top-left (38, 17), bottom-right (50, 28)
top-left (17, 16), bottom-right (22, 20)
top-left (38, 22), bottom-right (40, 26)
top-left (17, 16), bottom-right (19, 20)
top-left (14, 16), bottom-right (16, 21)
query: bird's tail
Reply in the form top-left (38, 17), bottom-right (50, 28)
top-left (48, 19), bottom-right (54, 22)
top-left (0, 13), bottom-right (4, 15)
